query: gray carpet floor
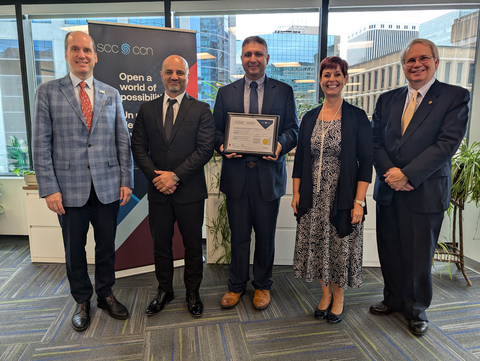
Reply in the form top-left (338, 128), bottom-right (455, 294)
top-left (0, 235), bottom-right (479, 360)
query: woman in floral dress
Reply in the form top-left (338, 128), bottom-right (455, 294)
top-left (291, 56), bottom-right (373, 324)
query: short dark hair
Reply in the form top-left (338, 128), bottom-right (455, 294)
top-left (242, 36), bottom-right (268, 54)
top-left (64, 31), bottom-right (96, 52)
top-left (319, 56), bottom-right (349, 77)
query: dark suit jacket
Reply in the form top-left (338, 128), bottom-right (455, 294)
top-left (292, 101), bottom-right (373, 237)
top-left (131, 93), bottom-right (215, 204)
top-left (214, 76), bottom-right (299, 201)
top-left (372, 80), bottom-right (469, 213)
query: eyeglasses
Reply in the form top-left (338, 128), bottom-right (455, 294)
top-left (404, 56), bottom-right (434, 67)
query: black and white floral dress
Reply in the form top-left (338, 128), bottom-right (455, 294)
top-left (293, 117), bottom-right (363, 289)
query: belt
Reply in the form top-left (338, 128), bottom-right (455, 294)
top-left (246, 161), bottom-right (258, 168)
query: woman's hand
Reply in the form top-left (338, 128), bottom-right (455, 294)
top-left (291, 193), bottom-right (300, 214)
top-left (351, 202), bottom-right (364, 224)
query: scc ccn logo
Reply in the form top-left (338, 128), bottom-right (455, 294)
top-left (96, 43), bottom-right (153, 55)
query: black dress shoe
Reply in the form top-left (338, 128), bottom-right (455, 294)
top-left (72, 300), bottom-right (91, 331)
top-left (186, 290), bottom-right (203, 317)
top-left (145, 290), bottom-right (174, 316)
top-left (327, 300), bottom-right (345, 324)
top-left (408, 320), bottom-right (428, 336)
top-left (97, 294), bottom-right (129, 320)
top-left (369, 302), bottom-right (394, 316)
top-left (314, 298), bottom-right (333, 319)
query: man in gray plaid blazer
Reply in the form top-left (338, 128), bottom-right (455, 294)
top-left (32, 31), bottom-right (134, 332)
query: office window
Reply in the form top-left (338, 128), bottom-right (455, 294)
top-left (362, 73), bottom-right (365, 91)
top-left (373, 95), bottom-right (377, 109)
top-left (381, 68), bottom-right (385, 88)
top-left (0, 36), bottom-right (28, 174)
top-left (457, 63), bottom-right (463, 84)
top-left (388, 24), bottom-right (392, 29)
top-left (396, 65), bottom-right (400, 85)
top-left (388, 66), bottom-right (393, 87)
top-left (444, 62), bottom-right (451, 83)
top-left (179, 12), bottom-right (321, 107)
top-left (396, 25), bottom-right (400, 29)
top-left (374, 70), bottom-right (378, 89)
top-left (356, 75), bottom-right (359, 91)
top-left (368, 72), bottom-right (371, 90)
top-left (366, 96), bottom-right (370, 113)
top-left (469, 63), bottom-right (475, 84)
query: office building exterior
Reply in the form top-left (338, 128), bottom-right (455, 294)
top-left (346, 22), bottom-right (419, 66)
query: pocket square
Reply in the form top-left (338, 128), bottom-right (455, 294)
top-left (105, 97), bottom-right (113, 106)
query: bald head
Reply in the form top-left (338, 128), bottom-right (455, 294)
top-left (161, 55), bottom-right (189, 97)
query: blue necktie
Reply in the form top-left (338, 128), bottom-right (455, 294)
top-left (249, 81), bottom-right (258, 114)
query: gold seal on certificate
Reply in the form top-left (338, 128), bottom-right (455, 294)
top-left (224, 113), bottom-right (280, 157)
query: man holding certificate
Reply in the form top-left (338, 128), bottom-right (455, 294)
top-left (214, 36), bottom-right (299, 310)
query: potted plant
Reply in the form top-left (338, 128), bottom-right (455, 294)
top-left (435, 140), bottom-right (480, 285)
top-left (13, 168), bottom-right (37, 186)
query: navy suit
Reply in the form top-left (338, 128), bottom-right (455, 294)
top-left (214, 76), bottom-right (298, 291)
top-left (372, 80), bottom-right (469, 321)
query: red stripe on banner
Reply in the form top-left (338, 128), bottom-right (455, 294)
top-left (187, 63), bottom-right (198, 99)
top-left (115, 216), bottom-right (185, 271)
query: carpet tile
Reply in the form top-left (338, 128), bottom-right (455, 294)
top-left (1, 236), bottom-right (480, 360)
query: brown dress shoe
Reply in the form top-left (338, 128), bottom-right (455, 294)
top-left (253, 289), bottom-right (270, 310)
top-left (221, 290), bottom-right (246, 308)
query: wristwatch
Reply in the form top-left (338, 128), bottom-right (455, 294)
top-left (172, 173), bottom-right (180, 182)
top-left (354, 199), bottom-right (365, 207)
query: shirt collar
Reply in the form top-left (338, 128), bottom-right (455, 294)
top-left (164, 91), bottom-right (186, 106)
top-left (69, 72), bottom-right (94, 89)
top-left (245, 74), bottom-right (266, 89)
top-left (407, 77), bottom-right (435, 98)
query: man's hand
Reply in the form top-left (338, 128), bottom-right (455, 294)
top-left (263, 142), bottom-right (282, 161)
top-left (220, 144), bottom-right (242, 159)
top-left (398, 184), bottom-right (414, 192)
top-left (45, 192), bottom-right (65, 215)
top-left (119, 187), bottom-right (132, 206)
top-left (153, 170), bottom-right (179, 194)
top-left (384, 167), bottom-right (409, 191)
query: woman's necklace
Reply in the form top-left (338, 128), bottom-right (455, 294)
top-left (316, 99), bottom-right (343, 192)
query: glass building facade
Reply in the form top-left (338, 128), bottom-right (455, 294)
top-left (418, 10), bottom-right (477, 45)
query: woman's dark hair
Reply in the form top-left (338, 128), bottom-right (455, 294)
top-left (319, 56), bottom-right (349, 77)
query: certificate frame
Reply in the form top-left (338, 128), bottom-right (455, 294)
top-left (223, 112), bottom-right (280, 157)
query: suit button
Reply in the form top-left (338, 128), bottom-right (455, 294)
top-left (88, 144), bottom-right (92, 148)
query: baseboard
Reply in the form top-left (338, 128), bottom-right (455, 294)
top-left (465, 257), bottom-right (480, 274)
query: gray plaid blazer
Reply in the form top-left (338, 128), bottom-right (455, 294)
top-left (33, 74), bottom-right (133, 207)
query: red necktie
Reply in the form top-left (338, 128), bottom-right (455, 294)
top-left (79, 81), bottom-right (93, 132)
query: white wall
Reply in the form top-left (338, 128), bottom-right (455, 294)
top-left (0, 177), bottom-right (29, 235)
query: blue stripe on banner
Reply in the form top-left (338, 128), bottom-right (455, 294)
top-left (117, 194), bottom-right (139, 224)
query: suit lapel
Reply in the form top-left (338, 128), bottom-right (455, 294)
top-left (389, 86), bottom-right (408, 139)
top-left (169, 93), bottom-right (193, 143)
top-left (399, 80), bottom-right (441, 146)
top-left (153, 94), bottom-right (166, 142)
top-left (59, 75), bottom-right (85, 126)
top-left (91, 79), bottom-right (106, 133)
top-left (232, 78), bottom-right (245, 113)
top-left (262, 76), bottom-right (276, 114)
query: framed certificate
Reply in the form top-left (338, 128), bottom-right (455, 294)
top-left (223, 113), bottom-right (280, 157)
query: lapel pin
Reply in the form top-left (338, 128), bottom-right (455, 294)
top-left (428, 101), bottom-right (432, 104)
top-left (99, 90), bottom-right (105, 94)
